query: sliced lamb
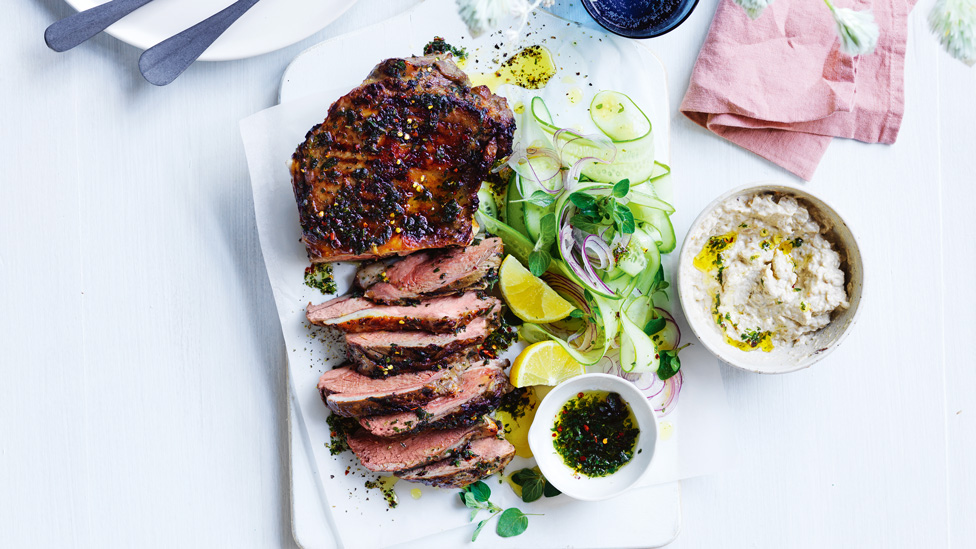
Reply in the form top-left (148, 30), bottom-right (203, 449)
top-left (317, 357), bottom-right (474, 417)
top-left (346, 311), bottom-right (500, 378)
top-left (346, 417), bottom-right (499, 473)
top-left (307, 292), bottom-right (499, 334)
top-left (395, 436), bottom-right (516, 488)
top-left (357, 237), bottom-right (503, 303)
top-left (358, 361), bottom-right (512, 437)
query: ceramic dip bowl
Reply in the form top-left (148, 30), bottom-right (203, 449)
top-left (677, 182), bottom-right (864, 374)
top-left (527, 373), bottom-right (658, 501)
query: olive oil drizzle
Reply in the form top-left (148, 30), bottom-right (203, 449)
top-left (469, 46), bottom-right (557, 91)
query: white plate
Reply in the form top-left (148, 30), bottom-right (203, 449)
top-left (64, 0), bottom-right (361, 61)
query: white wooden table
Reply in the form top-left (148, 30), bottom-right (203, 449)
top-left (1, 1), bottom-right (973, 547)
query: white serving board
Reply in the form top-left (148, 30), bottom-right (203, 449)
top-left (258, 1), bottom-right (726, 547)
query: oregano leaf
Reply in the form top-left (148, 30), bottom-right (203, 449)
top-left (539, 212), bottom-right (557, 244)
top-left (469, 481), bottom-right (491, 502)
top-left (644, 317), bottom-right (667, 336)
top-left (520, 479), bottom-right (544, 503)
top-left (657, 350), bottom-right (681, 381)
top-left (523, 190), bottom-right (556, 208)
top-left (496, 508), bottom-right (529, 538)
top-left (569, 191), bottom-right (597, 210)
top-left (510, 468), bottom-right (536, 486)
top-left (472, 519), bottom-right (489, 542)
top-left (612, 179), bottom-right (630, 198)
top-left (528, 250), bottom-right (551, 277)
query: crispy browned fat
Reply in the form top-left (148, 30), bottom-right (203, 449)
top-left (290, 54), bottom-right (516, 262)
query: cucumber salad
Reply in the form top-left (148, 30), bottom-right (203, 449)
top-left (478, 91), bottom-right (686, 412)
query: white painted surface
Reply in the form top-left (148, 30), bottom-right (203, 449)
top-left (0, 1), bottom-right (972, 548)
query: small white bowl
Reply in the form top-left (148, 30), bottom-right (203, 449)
top-left (677, 182), bottom-right (864, 374)
top-left (527, 374), bottom-right (658, 501)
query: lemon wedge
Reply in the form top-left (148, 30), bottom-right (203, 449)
top-left (499, 255), bottom-right (575, 323)
top-left (510, 341), bottom-right (586, 388)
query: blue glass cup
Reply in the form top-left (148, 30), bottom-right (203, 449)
top-left (581, 0), bottom-right (700, 38)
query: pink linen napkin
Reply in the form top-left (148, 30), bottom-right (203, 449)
top-left (680, 0), bottom-right (916, 180)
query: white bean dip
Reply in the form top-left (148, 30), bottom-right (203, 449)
top-left (690, 194), bottom-right (849, 351)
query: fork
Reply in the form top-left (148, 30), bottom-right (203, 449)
top-left (45, 0), bottom-right (156, 52)
top-left (138, 0), bottom-right (261, 86)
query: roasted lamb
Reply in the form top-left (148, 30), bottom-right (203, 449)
top-left (290, 55), bottom-right (515, 262)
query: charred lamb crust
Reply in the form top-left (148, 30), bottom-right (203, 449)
top-left (290, 54), bottom-right (515, 263)
top-left (306, 293), bottom-right (500, 334)
top-left (395, 437), bottom-right (516, 488)
top-left (346, 417), bottom-right (499, 473)
top-left (351, 346), bottom-right (494, 378)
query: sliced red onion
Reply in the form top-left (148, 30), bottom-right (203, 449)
top-left (559, 224), bottom-right (576, 260)
top-left (583, 234), bottom-right (612, 270)
top-left (655, 306), bottom-right (682, 348)
top-left (543, 272), bottom-right (589, 313)
top-left (645, 374), bottom-right (665, 397)
top-left (565, 155), bottom-right (608, 192)
top-left (552, 128), bottom-right (617, 165)
top-left (507, 143), bottom-right (563, 194)
top-left (610, 231), bottom-right (632, 252)
top-left (655, 370), bottom-right (683, 417)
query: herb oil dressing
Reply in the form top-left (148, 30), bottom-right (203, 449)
top-left (551, 391), bottom-right (640, 477)
top-left (469, 46), bottom-right (557, 91)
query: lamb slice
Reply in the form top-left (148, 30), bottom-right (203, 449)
top-left (359, 237), bottom-right (503, 303)
top-left (347, 417), bottom-right (499, 473)
top-left (346, 308), bottom-right (500, 378)
top-left (352, 346), bottom-right (488, 379)
top-left (358, 361), bottom-right (512, 437)
top-left (318, 358), bottom-right (474, 417)
top-left (307, 292), bottom-right (499, 334)
top-left (395, 436), bottom-right (516, 488)
top-left (354, 258), bottom-right (397, 289)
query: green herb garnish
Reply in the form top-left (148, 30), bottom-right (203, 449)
top-left (304, 263), bottom-right (337, 295)
top-left (324, 413), bottom-right (357, 455)
top-left (510, 468), bottom-right (561, 502)
top-left (740, 328), bottom-right (771, 348)
top-left (459, 481), bottom-right (537, 541)
top-left (552, 392), bottom-right (640, 477)
top-left (423, 37), bottom-right (467, 59)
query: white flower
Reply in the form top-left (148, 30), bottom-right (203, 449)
top-left (928, 0), bottom-right (976, 66)
top-left (456, 0), bottom-right (554, 40)
top-left (734, 0), bottom-right (776, 20)
top-left (825, 0), bottom-right (879, 56)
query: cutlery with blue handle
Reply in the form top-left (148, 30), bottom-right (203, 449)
top-left (45, 0), bottom-right (156, 52)
top-left (138, 0), bottom-right (261, 86)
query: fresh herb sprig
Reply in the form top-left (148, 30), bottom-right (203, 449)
top-left (459, 481), bottom-right (536, 541)
top-left (528, 212), bottom-right (557, 276)
top-left (568, 179), bottom-right (636, 237)
top-left (509, 468), bottom-right (561, 502)
top-left (656, 343), bottom-right (690, 381)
